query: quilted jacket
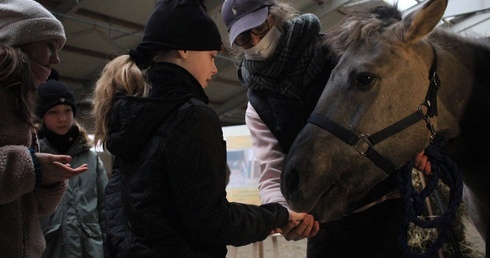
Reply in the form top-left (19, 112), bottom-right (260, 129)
top-left (105, 62), bottom-right (288, 257)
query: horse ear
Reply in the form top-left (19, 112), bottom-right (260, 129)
top-left (401, 0), bottom-right (448, 44)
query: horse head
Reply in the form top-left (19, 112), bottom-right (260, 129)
top-left (281, 0), bottom-right (454, 222)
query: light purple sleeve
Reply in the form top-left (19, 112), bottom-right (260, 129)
top-left (245, 102), bottom-right (289, 208)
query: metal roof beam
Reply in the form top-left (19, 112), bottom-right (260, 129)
top-left (62, 45), bottom-right (111, 60)
top-left (37, 0), bottom-right (88, 15)
top-left (444, 0), bottom-right (490, 18)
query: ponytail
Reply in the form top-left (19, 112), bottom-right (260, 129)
top-left (92, 55), bottom-right (149, 145)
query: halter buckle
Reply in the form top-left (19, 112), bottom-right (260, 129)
top-left (419, 102), bottom-right (438, 138)
top-left (354, 134), bottom-right (373, 155)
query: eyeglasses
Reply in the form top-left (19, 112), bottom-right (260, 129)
top-left (234, 19), bottom-right (271, 46)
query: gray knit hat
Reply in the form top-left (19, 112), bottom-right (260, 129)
top-left (0, 0), bottom-right (66, 49)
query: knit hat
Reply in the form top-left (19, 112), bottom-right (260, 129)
top-left (37, 79), bottom-right (76, 118)
top-left (0, 0), bottom-right (66, 49)
top-left (131, 0), bottom-right (222, 68)
top-left (222, 0), bottom-right (275, 46)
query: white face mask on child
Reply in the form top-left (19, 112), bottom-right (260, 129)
top-left (243, 26), bottom-right (282, 61)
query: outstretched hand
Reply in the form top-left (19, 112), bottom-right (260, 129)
top-left (414, 151), bottom-right (431, 175)
top-left (36, 153), bottom-right (88, 187)
top-left (276, 210), bottom-right (319, 241)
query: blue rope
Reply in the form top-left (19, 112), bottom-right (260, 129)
top-left (396, 134), bottom-right (463, 258)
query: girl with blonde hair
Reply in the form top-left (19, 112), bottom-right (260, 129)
top-left (92, 0), bottom-right (307, 257)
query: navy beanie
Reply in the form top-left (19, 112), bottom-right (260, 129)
top-left (37, 79), bottom-right (77, 118)
top-left (131, 0), bottom-right (222, 68)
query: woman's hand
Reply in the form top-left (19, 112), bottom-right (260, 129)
top-left (414, 151), bottom-right (431, 175)
top-left (36, 153), bottom-right (88, 187)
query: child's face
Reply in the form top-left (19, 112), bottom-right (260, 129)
top-left (43, 104), bottom-right (74, 136)
top-left (181, 50), bottom-right (219, 88)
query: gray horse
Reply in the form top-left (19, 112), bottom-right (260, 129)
top-left (281, 0), bottom-right (489, 254)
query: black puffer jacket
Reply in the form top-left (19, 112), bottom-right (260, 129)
top-left (105, 63), bottom-right (288, 258)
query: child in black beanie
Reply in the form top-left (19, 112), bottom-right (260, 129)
top-left (92, 0), bottom-right (306, 257)
top-left (37, 79), bottom-right (108, 258)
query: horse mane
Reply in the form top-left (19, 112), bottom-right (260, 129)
top-left (324, 4), bottom-right (403, 55)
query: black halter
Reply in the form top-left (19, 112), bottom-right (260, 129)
top-left (308, 46), bottom-right (440, 174)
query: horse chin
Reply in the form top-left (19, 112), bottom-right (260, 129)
top-left (290, 163), bottom-right (387, 223)
top-left (306, 184), bottom-right (351, 223)
top-left (311, 209), bottom-right (345, 223)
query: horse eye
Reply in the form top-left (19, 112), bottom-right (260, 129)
top-left (354, 73), bottom-right (376, 91)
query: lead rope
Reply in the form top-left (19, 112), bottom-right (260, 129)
top-left (397, 134), bottom-right (463, 258)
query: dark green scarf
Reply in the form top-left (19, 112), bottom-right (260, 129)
top-left (38, 124), bottom-right (79, 154)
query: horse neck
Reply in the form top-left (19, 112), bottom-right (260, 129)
top-left (430, 30), bottom-right (490, 122)
top-left (426, 30), bottom-right (490, 161)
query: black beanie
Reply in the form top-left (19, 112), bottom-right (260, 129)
top-left (131, 0), bottom-right (222, 68)
top-left (37, 79), bottom-right (77, 118)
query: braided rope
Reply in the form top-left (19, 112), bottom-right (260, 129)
top-left (397, 135), bottom-right (463, 258)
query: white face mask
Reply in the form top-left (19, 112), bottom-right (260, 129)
top-left (243, 26), bottom-right (282, 61)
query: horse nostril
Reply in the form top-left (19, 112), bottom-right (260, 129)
top-left (281, 168), bottom-right (300, 199)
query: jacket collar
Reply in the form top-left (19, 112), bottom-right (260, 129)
top-left (147, 62), bottom-right (209, 104)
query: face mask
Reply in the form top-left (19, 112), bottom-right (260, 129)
top-left (29, 60), bottom-right (51, 87)
top-left (243, 26), bottom-right (282, 61)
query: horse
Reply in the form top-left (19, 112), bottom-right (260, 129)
top-left (281, 0), bottom-right (489, 255)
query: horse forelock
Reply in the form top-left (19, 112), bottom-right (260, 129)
top-left (324, 5), bottom-right (403, 55)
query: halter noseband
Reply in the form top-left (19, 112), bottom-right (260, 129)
top-left (308, 46), bottom-right (440, 174)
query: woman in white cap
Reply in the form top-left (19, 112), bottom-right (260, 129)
top-left (92, 0), bottom-right (308, 257)
top-left (221, 0), bottom-right (432, 257)
top-left (222, 0), bottom-right (327, 245)
top-left (0, 1), bottom-right (88, 257)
